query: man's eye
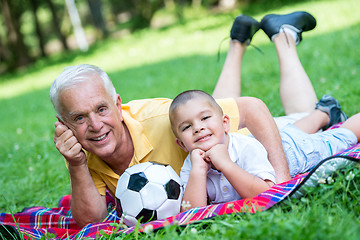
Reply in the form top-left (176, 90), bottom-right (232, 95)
top-left (75, 116), bottom-right (84, 122)
top-left (99, 107), bottom-right (107, 114)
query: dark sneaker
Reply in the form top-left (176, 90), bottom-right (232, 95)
top-left (230, 15), bottom-right (260, 45)
top-left (315, 95), bottom-right (348, 130)
top-left (259, 11), bottom-right (316, 44)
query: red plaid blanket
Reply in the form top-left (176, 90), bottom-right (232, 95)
top-left (1, 143), bottom-right (359, 239)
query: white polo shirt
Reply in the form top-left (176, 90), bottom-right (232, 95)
top-left (180, 133), bottom-right (276, 204)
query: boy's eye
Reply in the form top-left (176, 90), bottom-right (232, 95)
top-left (182, 125), bottom-right (190, 132)
top-left (202, 116), bottom-right (211, 121)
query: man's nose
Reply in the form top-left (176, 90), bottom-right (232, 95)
top-left (88, 114), bottom-right (102, 131)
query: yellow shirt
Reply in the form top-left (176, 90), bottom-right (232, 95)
top-left (86, 98), bottom-right (250, 196)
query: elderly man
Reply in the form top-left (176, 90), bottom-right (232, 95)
top-left (50, 11), bottom-right (318, 227)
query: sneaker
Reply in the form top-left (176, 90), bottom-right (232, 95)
top-left (259, 11), bottom-right (316, 44)
top-left (230, 15), bottom-right (260, 45)
top-left (315, 95), bottom-right (348, 130)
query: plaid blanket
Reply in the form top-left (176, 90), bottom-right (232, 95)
top-left (1, 143), bottom-right (359, 239)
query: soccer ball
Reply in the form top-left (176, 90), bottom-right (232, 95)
top-left (115, 162), bottom-right (184, 226)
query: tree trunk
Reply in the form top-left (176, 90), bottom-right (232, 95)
top-left (192, 0), bottom-right (202, 7)
top-left (218, 0), bottom-right (236, 9)
top-left (29, 0), bottom-right (47, 57)
top-left (86, 0), bottom-right (108, 38)
top-left (45, 0), bottom-right (69, 50)
top-left (164, 0), bottom-right (175, 9)
top-left (1, 0), bottom-right (32, 69)
top-left (132, 0), bottom-right (162, 30)
top-left (175, 0), bottom-right (186, 24)
top-left (65, 0), bottom-right (89, 51)
top-left (0, 36), bottom-right (11, 73)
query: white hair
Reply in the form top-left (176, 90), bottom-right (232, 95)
top-left (49, 64), bottom-right (117, 119)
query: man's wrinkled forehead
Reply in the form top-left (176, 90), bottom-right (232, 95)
top-left (60, 74), bottom-right (103, 94)
top-left (58, 78), bottom-right (109, 113)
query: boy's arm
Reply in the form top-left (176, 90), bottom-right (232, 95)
top-left (206, 143), bottom-right (274, 199)
top-left (221, 162), bottom-right (274, 198)
top-left (180, 149), bottom-right (210, 212)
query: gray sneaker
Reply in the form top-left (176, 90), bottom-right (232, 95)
top-left (315, 95), bottom-right (348, 130)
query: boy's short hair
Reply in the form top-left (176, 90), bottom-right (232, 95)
top-left (169, 90), bottom-right (223, 135)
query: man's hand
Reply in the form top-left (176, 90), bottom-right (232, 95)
top-left (54, 120), bottom-right (86, 166)
top-left (54, 120), bottom-right (108, 227)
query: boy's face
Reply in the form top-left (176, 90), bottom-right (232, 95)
top-left (173, 97), bottom-right (230, 153)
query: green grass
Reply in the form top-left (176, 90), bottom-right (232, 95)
top-left (0, 0), bottom-right (360, 238)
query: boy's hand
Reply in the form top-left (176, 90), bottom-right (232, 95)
top-left (204, 143), bottom-right (231, 172)
top-left (190, 149), bottom-right (211, 172)
top-left (54, 120), bottom-right (86, 166)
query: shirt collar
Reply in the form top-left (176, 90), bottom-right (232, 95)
top-left (121, 109), bottom-right (153, 165)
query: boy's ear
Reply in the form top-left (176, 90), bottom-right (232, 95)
top-left (223, 114), bottom-right (230, 133)
top-left (176, 138), bottom-right (188, 152)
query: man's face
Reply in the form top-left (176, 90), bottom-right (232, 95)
top-left (59, 76), bottom-right (125, 161)
top-left (173, 98), bottom-right (229, 153)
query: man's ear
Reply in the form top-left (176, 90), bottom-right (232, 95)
top-left (176, 138), bottom-right (188, 152)
top-left (56, 115), bottom-right (64, 124)
top-left (115, 94), bottom-right (123, 121)
top-left (115, 94), bottom-right (122, 107)
top-left (223, 114), bottom-right (230, 133)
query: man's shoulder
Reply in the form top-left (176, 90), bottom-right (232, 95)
top-left (124, 98), bottom-right (172, 106)
top-left (122, 98), bottom-right (172, 121)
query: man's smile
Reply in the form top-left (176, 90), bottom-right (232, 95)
top-left (90, 132), bottom-right (110, 141)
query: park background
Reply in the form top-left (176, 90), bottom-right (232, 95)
top-left (1, 0), bottom-right (360, 238)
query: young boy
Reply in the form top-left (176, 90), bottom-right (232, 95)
top-left (169, 90), bottom-right (359, 211)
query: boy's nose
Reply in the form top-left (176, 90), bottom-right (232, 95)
top-left (194, 124), bottom-right (205, 134)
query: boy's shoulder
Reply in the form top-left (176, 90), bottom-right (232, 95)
top-left (229, 132), bottom-right (266, 152)
top-left (229, 132), bottom-right (260, 143)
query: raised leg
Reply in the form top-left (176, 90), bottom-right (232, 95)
top-left (260, 11), bottom-right (318, 115)
top-left (212, 15), bottom-right (260, 99)
top-left (273, 32), bottom-right (318, 115)
top-left (212, 40), bottom-right (246, 98)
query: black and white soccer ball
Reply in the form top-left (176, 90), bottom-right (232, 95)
top-left (115, 162), bottom-right (184, 226)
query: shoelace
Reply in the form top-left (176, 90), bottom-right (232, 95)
top-left (216, 36), bottom-right (264, 63)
